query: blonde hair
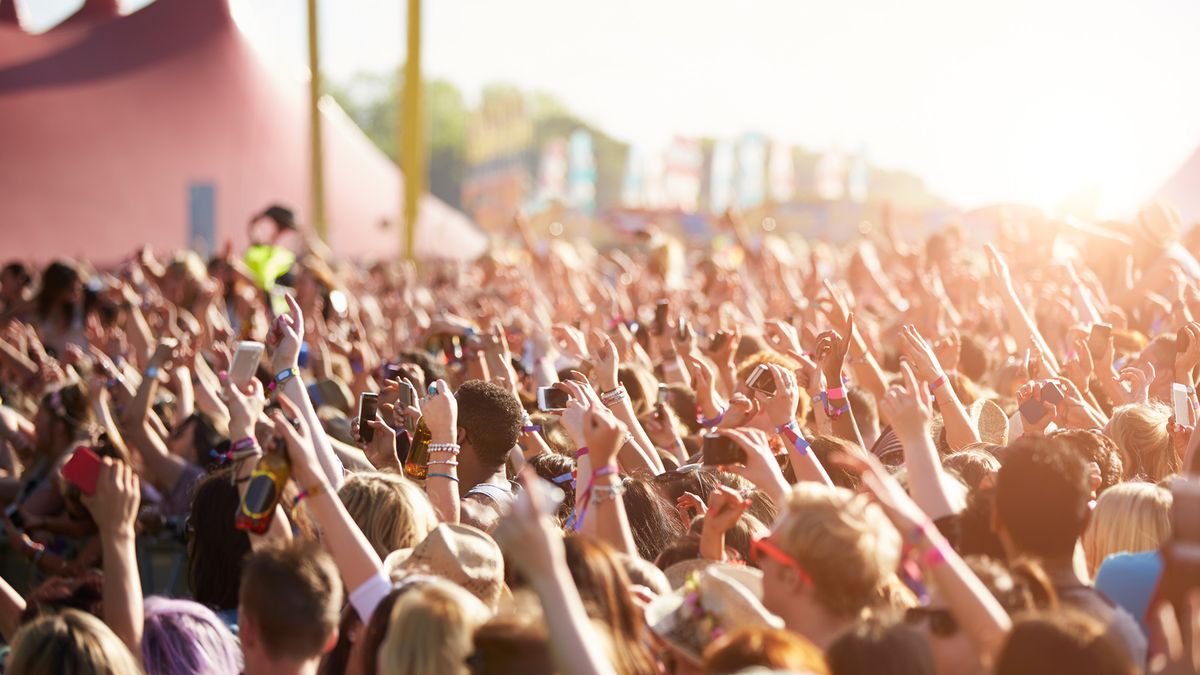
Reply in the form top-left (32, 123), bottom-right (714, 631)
top-left (9, 608), bottom-right (143, 674)
top-left (774, 484), bottom-right (901, 618)
top-left (1082, 482), bottom-right (1172, 575)
top-left (376, 578), bottom-right (489, 675)
top-left (339, 472), bottom-right (439, 558)
top-left (1106, 403), bottom-right (1179, 481)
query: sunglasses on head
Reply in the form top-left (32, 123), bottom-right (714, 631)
top-left (905, 606), bottom-right (958, 637)
top-left (750, 536), bottom-right (812, 586)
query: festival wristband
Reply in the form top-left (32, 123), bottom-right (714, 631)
top-left (696, 406), bottom-right (726, 428)
top-left (270, 366), bottom-right (299, 391)
top-left (427, 472), bottom-right (459, 483)
top-left (292, 481), bottom-right (328, 505)
top-left (928, 375), bottom-right (946, 394)
top-left (825, 386), bottom-right (846, 400)
top-left (575, 446), bottom-right (589, 459)
top-left (144, 366), bottom-right (160, 380)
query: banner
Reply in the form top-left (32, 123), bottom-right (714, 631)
top-left (736, 133), bottom-right (767, 209)
top-left (709, 140), bottom-right (736, 213)
top-left (463, 89), bottom-right (533, 231)
top-left (567, 129), bottom-right (597, 216)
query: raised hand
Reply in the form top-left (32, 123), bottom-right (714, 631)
top-left (1062, 337), bottom-right (1094, 392)
top-left (815, 320), bottom-right (853, 387)
top-left (364, 407), bottom-right (400, 472)
top-left (552, 324), bottom-right (589, 362)
top-left (763, 320), bottom-right (801, 356)
top-left (879, 362), bottom-right (935, 439)
top-left (714, 427), bottom-right (788, 501)
top-left (1117, 364), bottom-right (1154, 405)
top-left (222, 374), bottom-right (265, 439)
top-left (583, 407), bottom-right (627, 468)
top-left (267, 293), bottom-right (304, 372)
top-left (589, 332), bottom-right (620, 391)
top-left (685, 354), bottom-right (723, 418)
top-left (700, 485), bottom-right (751, 561)
top-left (932, 330), bottom-right (962, 374)
top-left (759, 363), bottom-right (799, 429)
top-left (899, 324), bottom-right (944, 383)
top-left (81, 458), bottom-right (140, 536)
top-left (422, 379), bottom-right (459, 445)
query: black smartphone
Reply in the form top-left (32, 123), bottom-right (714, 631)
top-left (1088, 323), bottom-right (1112, 357)
top-left (701, 433), bottom-right (746, 466)
top-left (358, 393), bottom-right (379, 443)
top-left (653, 300), bottom-right (670, 336)
top-left (746, 363), bottom-right (777, 396)
top-left (382, 363), bottom-right (403, 382)
top-left (1040, 382), bottom-right (1064, 405)
top-left (1018, 398), bottom-right (1047, 425)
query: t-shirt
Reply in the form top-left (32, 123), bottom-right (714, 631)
top-left (244, 244), bottom-right (295, 290)
top-left (1094, 550), bottom-right (1163, 640)
top-left (1049, 569), bottom-right (1148, 665)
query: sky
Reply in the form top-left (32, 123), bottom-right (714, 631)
top-left (23, 0), bottom-right (1200, 216)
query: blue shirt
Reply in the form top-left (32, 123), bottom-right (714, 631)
top-left (1094, 550), bottom-right (1162, 639)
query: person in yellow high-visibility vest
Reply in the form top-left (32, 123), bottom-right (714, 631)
top-left (245, 204), bottom-right (299, 291)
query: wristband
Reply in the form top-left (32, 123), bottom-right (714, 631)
top-left (922, 542), bottom-right (947, 568)
top-left (906, 520), bottom-right (935, 547)
top-left (574, 446), bottom-right (589, 459)
top-left (350, 357), bottom-right (364, 374)
top-left (825, 386), bottom-right (846, 400)
top-left (928, 375), bottom-right (946, 394)
top-left (426, 458), bottom-right (459, 467)
top-left (551, 472), bottom-right (575, 486)
top-left (428, 443), bottom-right (461, 455)
top-left (270, 366), bottom-right (299, 391)
top-left (696, 406), bottom-right (726, 428)
top-left (427, 472), bottom-right (459, 483)
top-left (522, 425), bottom-right (543, 434)
top-left (144, 366), bottom-right (160, 380)
top-left (231, 437), bottom-right (258, 453)
top-left (292, 481), bottom-right (328, 505)
top-left (593, 464), bottom-right (618, 479)
top-left (591, 482), bottom-right (627, 502)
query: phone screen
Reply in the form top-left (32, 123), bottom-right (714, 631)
top-left (1172, 384), bottom-right (1191, 425)
top-left (701, 433), bottom-right (745, 466)
top-left (1089, 323), bottom-right (1112, 357)
top-left (654, 301), bottom-right (669, 336)
top-left (746, 364), bottom-right (777, 396)
top-left (1040, 383), bottom-right (1064, 406)
top-left (358, 393), bottom-right (379, 443)
top-left (230, 341), bottom-right (265, 388)
top-left (62, 447), bottom-right (103, 496)
top-left (538, 387), bottom-right (570, 412)
top-left (1019, 398), bottom-right (1047, 425)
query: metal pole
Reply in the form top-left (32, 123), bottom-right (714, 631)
top-left (400, 0), bottom-right (423, 261)
top-left (307, 0), bottom-right (328, 242)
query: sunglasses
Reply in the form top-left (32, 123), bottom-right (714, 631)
top-left (905, 606), bottom-right (958, 637)
top-left (750, 536), bottom-right (812, 586)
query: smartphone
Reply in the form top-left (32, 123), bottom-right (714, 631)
top-left (328, 290), bottom-right (349, 317)
top-left (1018, 398), bottom-right (1047, 425)
top-left (62, 447), bottom-right (103, 496)
top-left (1088, 323), bottom-right (1112, 357)
top-left (746, 363), bottom-right (777, 396)
top-left (655, 383), bottom-right (669, 419)
top-left (1172, 383), bottom-right (1191, 425)
top-left (537, 387), bottom-right (570, 412)
top-left (397, 380), bottom-right (415, 409)
top-left (229, 341), bottom-right (265, 388)
top-left (676, 317), bottom-right (689, 341)
top-left (653, 300), bottom-right (670, 336)
top-left (358, 393), bottom-right (379, 443)
top-left (382, 363), bottom-right (403, 383)
top-left (701, 433), bottom-right (746, 466)
top-left (1040, 382), bottom-right (1064, 406)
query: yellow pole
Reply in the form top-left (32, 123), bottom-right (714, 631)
top-left (400, 0), bottom-right (423, 261)
top-left (307, 0), bottom-right (328, 242)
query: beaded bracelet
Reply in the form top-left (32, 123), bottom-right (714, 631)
top-left (591, 482), bottom-right (627, 501)
top-left (427, 458), bottom-right (459, 467)
top-left (428, 443), bottom-right (461, 455)
top-left (427, 472), bottom-right (459, 483)
top-left (600, 386), bottom-right (627, 406)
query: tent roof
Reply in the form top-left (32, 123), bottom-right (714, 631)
top-left (0, 0), bottom-right (486, 262)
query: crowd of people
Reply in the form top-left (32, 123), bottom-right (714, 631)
top-left (0, 201), bottom-right (1197, 675)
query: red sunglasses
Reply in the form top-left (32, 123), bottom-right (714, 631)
top-left (750, 536), bottom-right (812, 586)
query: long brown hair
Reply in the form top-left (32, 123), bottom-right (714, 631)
top-left (561, 536), bottom-right (657, 675)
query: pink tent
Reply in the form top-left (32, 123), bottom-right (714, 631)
top-left (0, 0), bottom-right (487, 262)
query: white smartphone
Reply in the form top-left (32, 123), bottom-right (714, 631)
top-left (1172, 383), bottom-right (1191, 425)
top-left (229, 341), bottom-right (265, 388)
top-left (536, 386), bottom-right (570, 412)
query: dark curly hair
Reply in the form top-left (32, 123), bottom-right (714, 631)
top-left (456, 380), bottom-right (522, 470)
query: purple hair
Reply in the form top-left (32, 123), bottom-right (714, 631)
top-left (142, 596), bottom-right (243, 675)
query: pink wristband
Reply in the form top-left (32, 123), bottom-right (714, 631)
top-left (825, 386), bottom-right (846, 400)
top-left (928, 375), bottom-right (946, 394)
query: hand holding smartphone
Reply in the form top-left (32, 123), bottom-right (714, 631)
top-left (229, 341), bottom-right (265, 388)
top-left (537, 386), bottom-right (570, 412)
top-left (746, 363), bottom-right (777, 396)
top-left (701, 433), bottom-right (746, 466)
top-left (1172, 383), bottom-right (1192, 426)
top-left (358, 393), bottom-right (379, 443)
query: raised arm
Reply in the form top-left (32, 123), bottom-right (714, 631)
top-left (984, 244), bottom-right (1061, 375)
top-left (900, 325), bottom-right (980, 452)
top-left (81, 458), bottom-right (144, 659)
top-left (881, 363), bottom-right (962, 520)
top-left (268, 294), bottom-right (342, 488)
top-left (421, 379), bottom-right (461, 525)
top-left (579, 408), bottom-right (638, 558)
top-left (837, 450), bottom-right (1011, 667)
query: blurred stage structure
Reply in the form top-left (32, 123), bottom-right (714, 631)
top-left (0, 0), bottom-right (486, 262)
